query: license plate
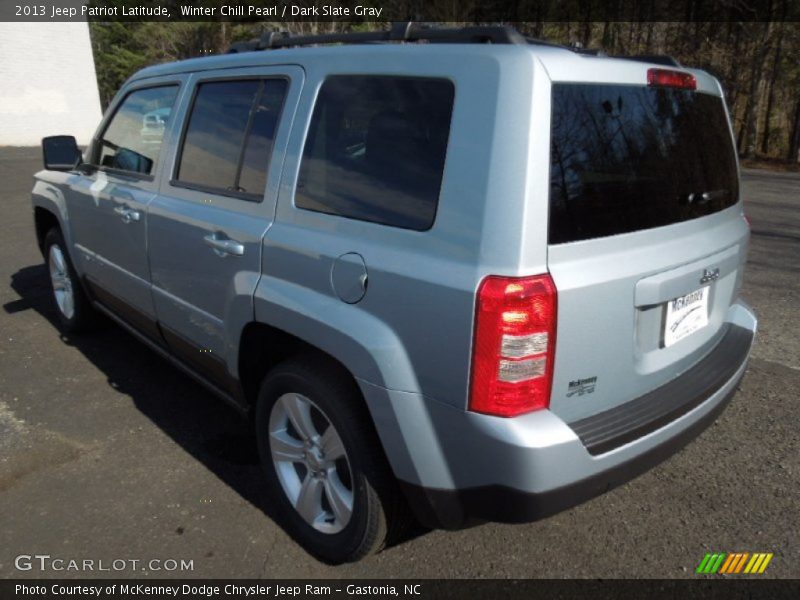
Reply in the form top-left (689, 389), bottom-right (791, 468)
top-left (664, 286), bottom-right (709, 347)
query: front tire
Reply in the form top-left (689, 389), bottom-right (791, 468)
top-left (255, 356), bottom-right (406, 563)
top-left (44, 228), bottom-right (94, 333)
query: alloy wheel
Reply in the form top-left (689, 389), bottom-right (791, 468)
top-left (48, 244), bottom-right (75, 320)
top-left (268, 392), bottom-right (354, 534)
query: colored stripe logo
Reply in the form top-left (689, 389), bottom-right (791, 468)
top-left (696, 552), bottom-right (773, 574)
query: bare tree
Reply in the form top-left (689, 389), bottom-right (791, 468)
top-left (741, 22), bottom-right (775, 158)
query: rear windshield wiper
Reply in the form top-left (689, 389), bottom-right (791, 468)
top-left (683, 189), bottom-right (730, 205)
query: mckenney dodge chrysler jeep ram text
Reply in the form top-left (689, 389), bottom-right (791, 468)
top-left (32, 24), bottom-right (756, 563)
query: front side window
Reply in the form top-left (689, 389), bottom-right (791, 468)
top-left (97, 85), bottom-right (179, 175)
top-left (176, 78), bottom-right (287, 199)
top-left (296, 76), bottom-right (455, 231)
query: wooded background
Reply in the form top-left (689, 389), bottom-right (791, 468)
top-left (89, 19), bottom-right (800, 163)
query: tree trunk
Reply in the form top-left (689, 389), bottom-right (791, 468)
top-left (788, 97), bottom-right (800, 163)
top-left (626, 21), bottom-right (635, 52)
top-left (725, 23), bottom-right (743, 110)
top-left (737, 97), bottom-right (749, 151)
top-left (581, 5), bottom-right (593, 49)
top-left (742, 23), bottom-right (773, 159)
top-left (760, 30), bottom-right (783, 155)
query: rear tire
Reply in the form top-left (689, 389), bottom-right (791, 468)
top-left (255, 356), bottom-right (408, 563)
top-left (43, 228), bottom-right (95, 333)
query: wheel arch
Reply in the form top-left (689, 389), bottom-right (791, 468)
top-left (239, 281), bottom-right (421, 473)
top-left (34, 206), bottom-right (61, 254)
top-left (32, 177), bottom-right (71, 256)
top-left (237, 321), bottom-right (355, 410)
top-left (250, 276), bottom-right (420, 395)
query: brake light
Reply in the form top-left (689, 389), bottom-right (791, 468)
top-left (647, 68), bottom-right (696, 90)
top-left (469, 274), bottom-right (557, 417)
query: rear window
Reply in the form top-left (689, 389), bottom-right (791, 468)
top-left (176, 78), bottom-right (287, 200)
top-left (296, 76), bottom-right (454, 231)
top-left (549, 84), bottom-right (739, 244)
top-left (178, 80), bottom-right (259, 191)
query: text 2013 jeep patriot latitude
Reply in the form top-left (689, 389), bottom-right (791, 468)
top-left (32, 25), bottom-right (756, 563)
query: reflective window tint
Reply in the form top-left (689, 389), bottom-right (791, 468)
top-left (97, 86), bottom-right (179, 175)
top-left (549, 84), bottom-right (739, 244)
top-left (177, 80), bottom-right (260, 191)
top-left (238, 80), bottom-right (288, 196)
top-left (296, 76), bottom-right (454, 230)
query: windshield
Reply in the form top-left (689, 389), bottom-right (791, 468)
top-left (549, 84), bottom-right (739, 244)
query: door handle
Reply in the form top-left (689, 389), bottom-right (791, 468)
top-left (203, 233), bottom-right (245, 257)
top-left (113, 206), bottom-right (141, 224)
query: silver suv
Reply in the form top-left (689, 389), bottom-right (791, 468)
top-left (31, 25), bottom-right (756, 563)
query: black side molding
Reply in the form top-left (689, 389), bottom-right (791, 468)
top-left (84, 276), bottom-right (164, 345)
top-left (569, 324), bottom-right (753, 455)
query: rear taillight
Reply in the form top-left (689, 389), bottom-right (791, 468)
top-left (469, 274), bottom-right (557, 417)
top-left (647, 68), bottom-right (696, 90)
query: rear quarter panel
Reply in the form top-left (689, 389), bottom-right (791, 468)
top-left (254, 45), bottom-right (548, 405)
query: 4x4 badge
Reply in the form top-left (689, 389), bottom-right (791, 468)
top-left (700, 267), bottom-right (720, 284)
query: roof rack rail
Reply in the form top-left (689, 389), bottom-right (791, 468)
top-left (226, 22), bottom-right (672, 66)
top-left (564, 41), bottom-right (608, 57)
top-left (228, 22), bottom-right (535, 53)
top-left (617, 54), bottom-right (682, 67)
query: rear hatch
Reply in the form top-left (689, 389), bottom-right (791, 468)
top-left (543, 63), bottom-right (749, 423)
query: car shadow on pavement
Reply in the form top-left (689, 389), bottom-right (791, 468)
top-left (5, 263), bottom-right (429, 557)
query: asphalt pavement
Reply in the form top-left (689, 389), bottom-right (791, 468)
top-left (0, 147), bottom-right (797, 578)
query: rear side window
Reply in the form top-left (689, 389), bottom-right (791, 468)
top-left (176, 78), bottom-right (287, 200)
top-left (96, 85), bottom-right (179, 176)
top-left (296, 76), bottom-right (455, 231)
top-left (549, 84), bottom-right (739, 244)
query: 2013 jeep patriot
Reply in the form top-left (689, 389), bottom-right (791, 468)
top-left (32, 24), bottom-right (757, 563)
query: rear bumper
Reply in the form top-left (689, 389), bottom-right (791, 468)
top-left (399, 382), bottom-right (739, 528)
top-left (361, 301), bottom-right (756, 529)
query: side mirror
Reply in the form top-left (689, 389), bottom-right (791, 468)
top-left (42, 135), bottom-right (82, 171)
